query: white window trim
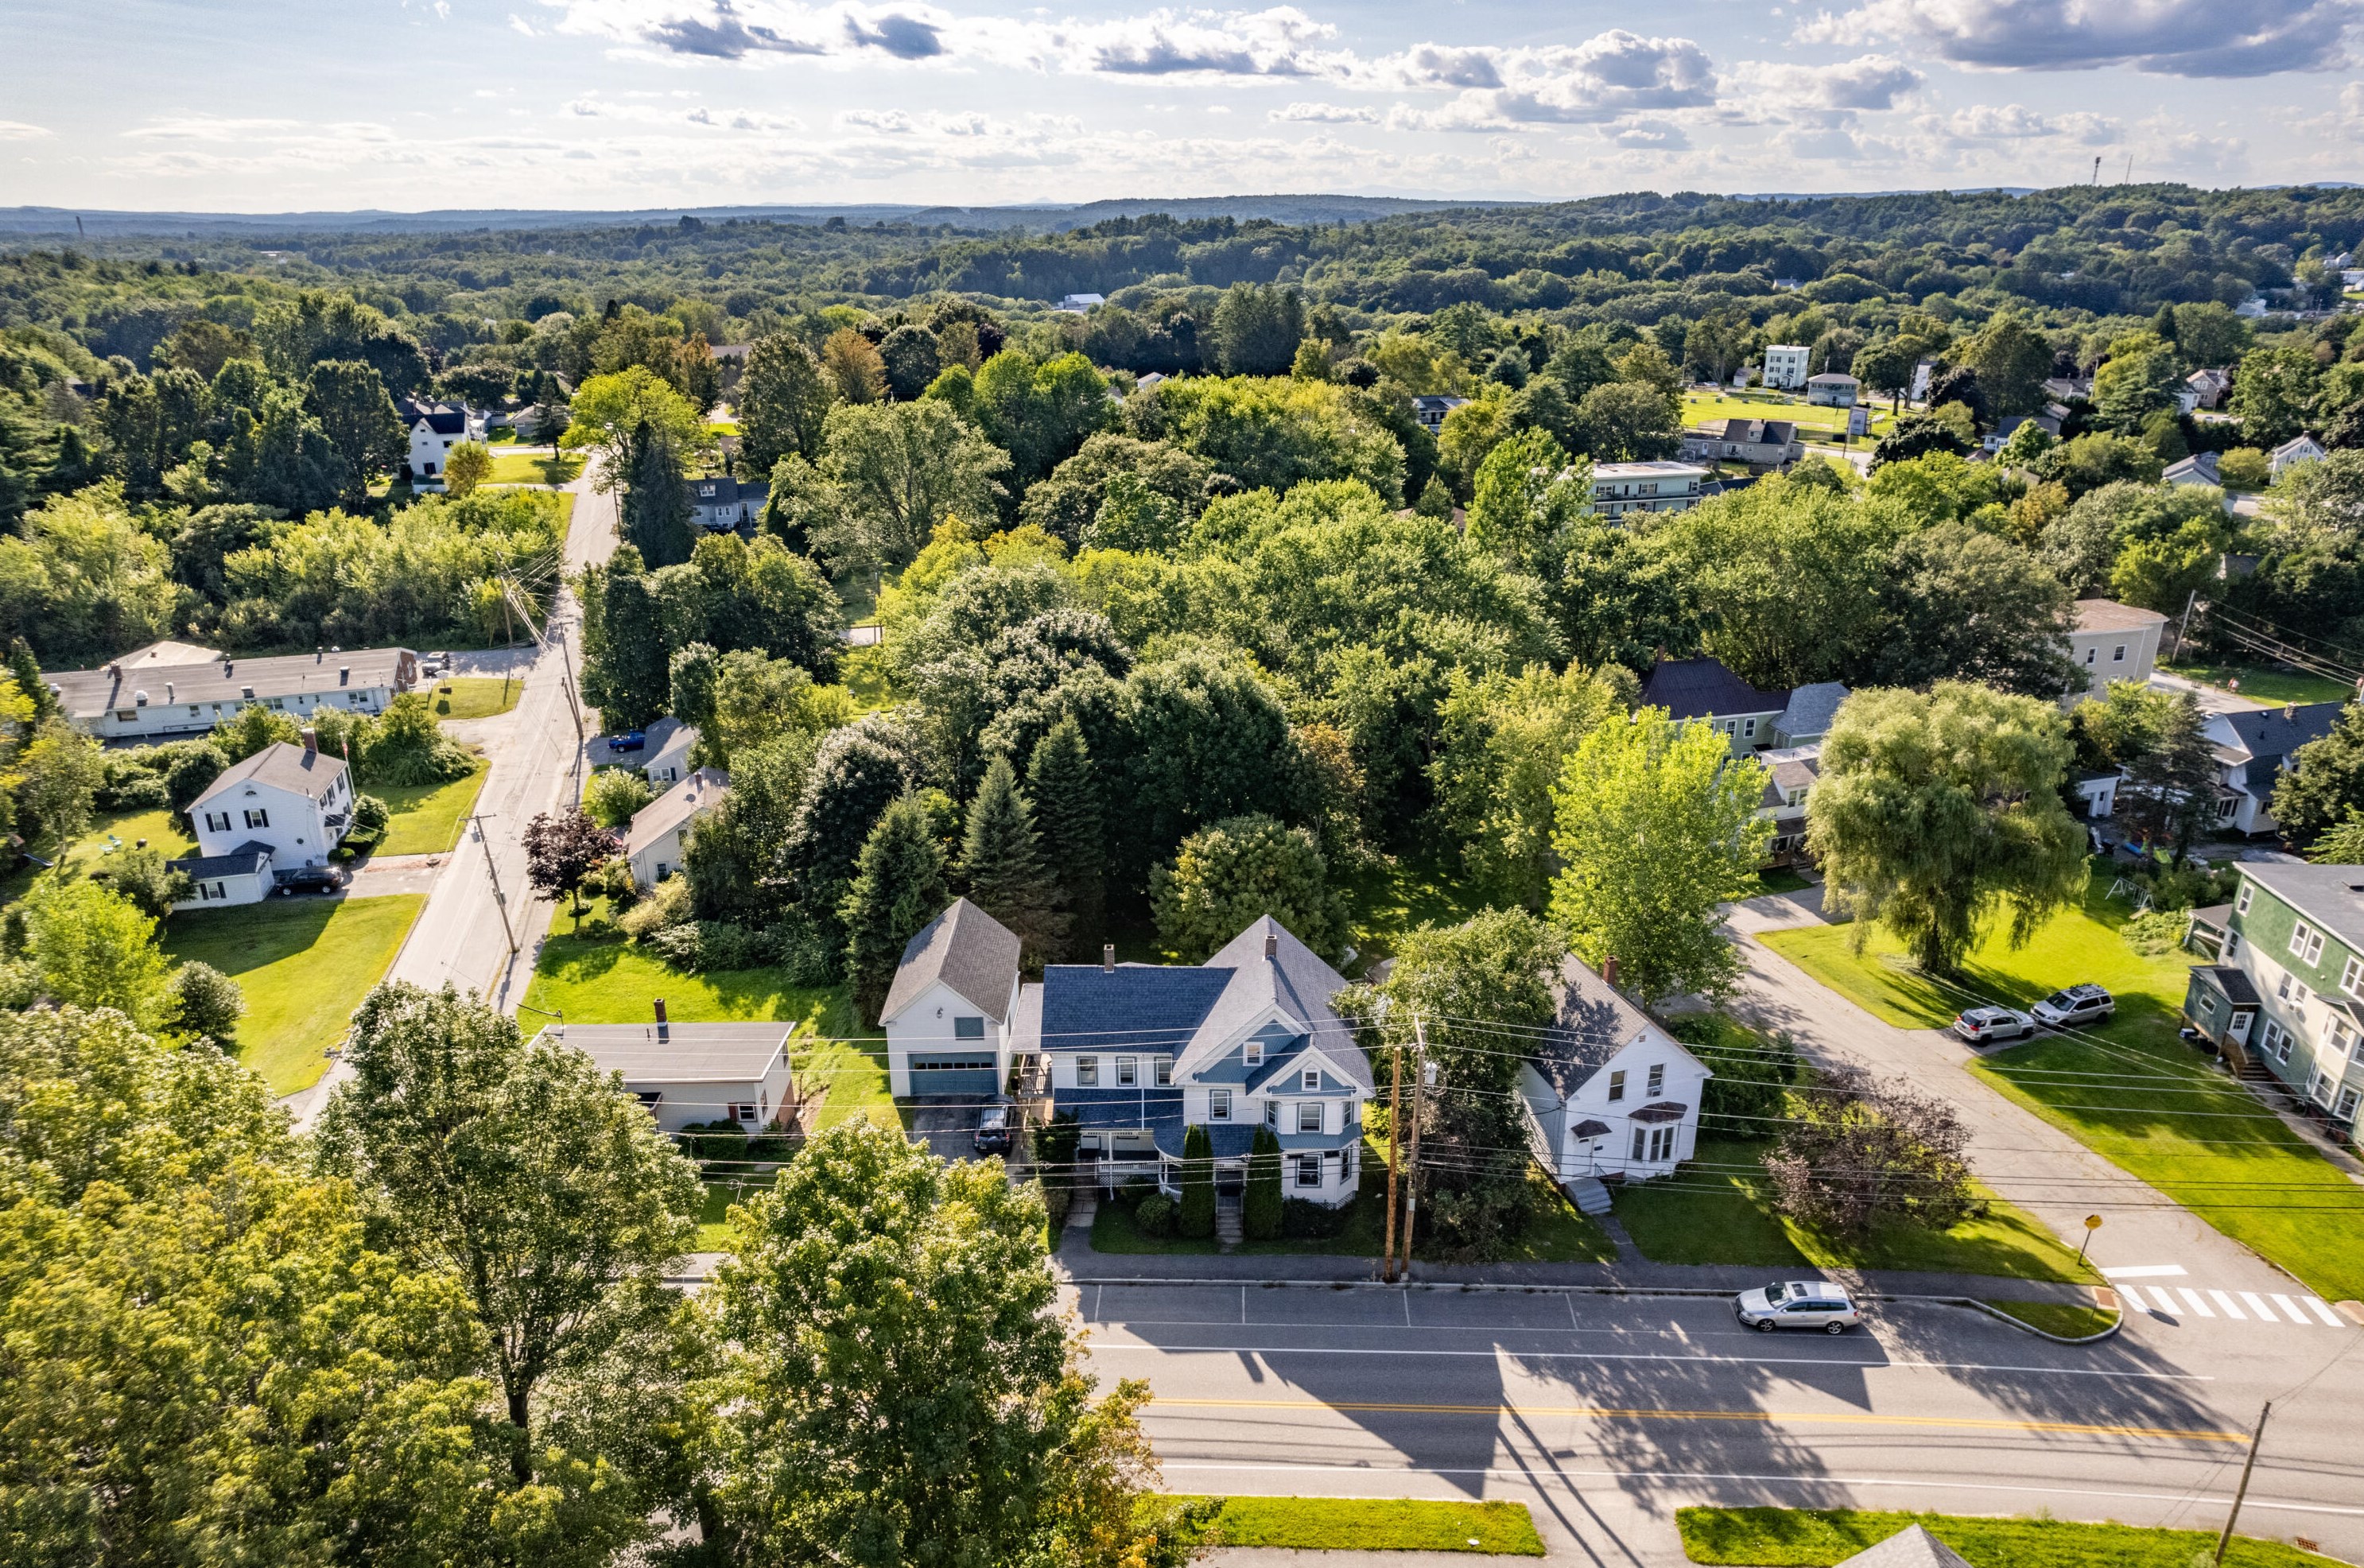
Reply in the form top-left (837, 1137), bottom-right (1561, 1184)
top-left (1076, 1056), bottom-right (1099, 1086)
top-left (1244, 1042), bottom-right (1264, 1067)
top-left (1297, 1101), bottom-right (1322, 1134)
top-left (1300, 1066), bottom-right (1319, 1091)
top-left (1209, 1089), bottom-right (1232, 1120)
top-left (1116, 1058), bottom-right (1137, 1087)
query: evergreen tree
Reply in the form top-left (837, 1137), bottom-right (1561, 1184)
top-left (960, 755), bottom-right (1066, 968)
top-left (2120, 688), bottom-right (2218, 865)
top-left (580, 548), bottom-right (673, 731)
top-left (8, 638), bottom-right (56, 720)
top-left (1243, 1124), bottom-right (1283, 1241)
top-left (1178, 1122), bottom-right (1216, 1239)
top-left (1027, 714), bottom-right (1105, 957)
top-left (623, 425), bottom-right (694, 567)
top-left (843, 793), bottom-right (953, 1024)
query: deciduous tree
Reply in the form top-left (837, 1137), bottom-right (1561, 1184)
top-left (739, 332), bottom-right (835, 470)
top-left (1808, 683), bottom-right (2086, 975)
top-left (1150, 813), bottom-right (1340, 963)
top-left (2273, 701), bottom-right (2364, 848)
top-left (523, 808), bottom-right (619, 915)
top-left (1764, 1063), bottom-right (1982, 1236)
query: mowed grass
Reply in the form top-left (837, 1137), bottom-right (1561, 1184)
top-left (427, 677), bottom-right (522, 720)
top-left (1675, 1506), bottom-right (2339, 1567)
top-left (1986, 1299), bottom-right (2120, 1338)
top-left (2160, 660), bottom-right (2351, 706)
top-left (698, 1174), bottom-right (778, 1251)
top-left (2, 807), bottom-right (196, 906)
top-left (522, 934), bottom-right (890, 1130)
top-left (369, 763), bottom-right (490, 855)
top-left (487, 451), bottom-right (582, 485)
top-left (1613, 1134), bottom-right (2096, 1281)
top-left (1760, 877), bottom-right (2364, 1302)
top-left (1682, 390), bottom-right (1893, 437)
top-left (162, 895), bottom-right (423, 1093)
top-left (1172, 1496), bottom-right (1544, 1554)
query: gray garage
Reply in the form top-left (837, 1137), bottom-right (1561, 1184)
top-left (906, 1052), bottom-right (1001, 1096)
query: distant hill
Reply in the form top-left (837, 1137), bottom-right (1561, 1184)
top-left (0, 194), bottom-right (1513, 239)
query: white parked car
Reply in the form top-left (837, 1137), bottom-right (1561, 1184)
top-left (2032, 984), bottom-right (2114, 1028)
top-left (1737, 1281), bottom-right (1861, 1334)
top-left (1951, 1006), bottom-right (2035, 1045)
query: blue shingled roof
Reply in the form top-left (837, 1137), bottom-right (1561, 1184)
top-left (1038, 964), bottom-right (1232, 1054)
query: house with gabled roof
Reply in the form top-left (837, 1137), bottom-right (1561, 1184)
top-left (169, 734), bottom-right (357, 907)
top-left (1639, 655), bottom-right (1788, 756)
top-left (537, 1011), bottom-right (796, 1135)
top-left (881, 897), bottom-right (1025, 1097)
top-left (2202, 701), bottom-right (2345, 836)
top-left (1000, 916), bottom-right (1372, 1205)
top-left (404, 402), bottom-right (484, 489)
top-left (1520, 957), bottom-right (1711, 1185)
top-left (624, 767), bottom-right (726, 889)
top-left (2272, 433), bottom-right (2328, 480)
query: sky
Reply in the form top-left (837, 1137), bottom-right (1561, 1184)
top-left (1, 0), bottom-right (2359, 212)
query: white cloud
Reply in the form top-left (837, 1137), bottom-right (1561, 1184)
top-left (1611, 118), bottom-right (1691, 149)
top-left (0, 121), bottom-right (54, 140)
top-left (1368, 31), bottom-right (1718, 127)
top-left (1800, 0), bottom-right (2355, 77)
top-left (1268, 101), bottom-right (1377, 123)
top-left (510, 12), bottom-right (538, 33)
top-left (1731, 53), bottom-right (1922, 112)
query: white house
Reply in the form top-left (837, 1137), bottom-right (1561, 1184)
top-left (2066, 599), bottom-right (2168, 699)
top-left (1590, 460), bottom-right (1708, 518)
top-left (2202, 701), bottom-right (2344, 835)
top-left (1757, 745), bottom-right (1822, 867)
top-left (169, 736), bottom-right (355, 908)
top-left (1411, 394), bottom-right (1469, 433)
top-left (1910, 358), bottom-right (1935, 402)
top-left (880, 898), bottom-right (1025, 1097)
top-left (1520, 957), bottom-right (1712, 1185)
top-left (2272, 434), bottom-right (2327, 480)
top-left (406, 403), bottom-right (484, 489)
top-left (1761, 344), bottom-right (1811, 390)
top-left (685, 475), bottom-right (768, 531)
top-left (625, 767), bottom-right (726, 888)
top-left (1054, 293), bottom-right (1107, 313)
top-left (996, 916), bottom-right (1372, 1206)
top-left (44, 644), bottom-right (420, 742)
top-left (642, 717), bottom-right (697, 786)
top-left (538, 1011), bottom-right (795, 1134)
top-left (1805, 371), bottom-right (1861, 408)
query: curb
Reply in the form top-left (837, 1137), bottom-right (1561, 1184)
top-left (1062, 1275), bottom-right (2119, 1341)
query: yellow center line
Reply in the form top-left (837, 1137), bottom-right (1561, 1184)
top-left (1147, 1397), bottom-right (2244, 1445)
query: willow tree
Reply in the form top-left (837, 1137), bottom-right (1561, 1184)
top-left (1807, 682), bottom-right (2086, 975)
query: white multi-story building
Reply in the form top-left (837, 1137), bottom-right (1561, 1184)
top-left (169, 736), bottom-right (356, 907)
top-left (44, 644), bottom-right (419, 743)
top-left (1762, 344), bottom-right (1811, 390)
top-left (1590, 461), bottom-right (1709, 518)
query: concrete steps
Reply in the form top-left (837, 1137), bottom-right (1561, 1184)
top-left (1215, 1195), bottom-right (1244, 1250)
top-left (1566, 1176), bottom-right (1614, 1216)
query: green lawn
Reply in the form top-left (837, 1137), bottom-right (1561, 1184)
top-left (162, 895), bottom-right (423, 1093)
top-left (1613, 1135), bottom-right (2095, 1281)
top-left (522, 933), bottom-right (889, 1131)
top-left (1340, 855), bottom-right (1495, 968)
top-left (1173, 1496), bottom-right (1543, 1554)
top-left (487, 451), bottom-right (582, 485)
top-left (1676, 1507), bottom-right (2338, 1567)
top-left (427, 677), bottom-right (522, 721)
top-left (2160, 661), bottom-right (2352, 706)
top-left (370, 763), bottom-right (490, 855)
top-left (1091, 1201), bottom-right (1221, 1255)
top-left (1986, 1299), bottom-right (2119, 1338)
top-left (698, 1174), bottom-right (778, 1251)
top-left (3, 806), bottom-right (196, 905)
top-left (1760, 879), bottom-right (2364, 1302)
top-left (1682, 390), bottom-right (1893, 437)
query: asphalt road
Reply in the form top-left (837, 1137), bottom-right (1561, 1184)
top-left (281, 465), bottom-right (614, 1126)
top-left (1075, 1280), bottom-right (2364, 1566)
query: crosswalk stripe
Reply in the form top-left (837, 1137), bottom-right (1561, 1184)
top-left (2306, 1298), bottom-right (2344, 1325)
top-left (2180, 1288), bottom-right (2215, 1318)
top-left (2211, 1290), bottom-right (2246, 1320)
top-left (2118, 1285), bottom-right (2152, 1312)
top-left (2240, 1292), bottom-right (2277, 1321)
top-left (2269, 1294), bottom-right (2314, 1325)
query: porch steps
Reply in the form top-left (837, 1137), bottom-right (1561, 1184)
top-left (1215, 1195), bottom-right (1244, 1250)
top-left (1566, 1176), bottom-right (1614, 1217)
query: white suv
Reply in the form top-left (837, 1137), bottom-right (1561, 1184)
top-left (2032, 984), bottom-right (2114, 1028)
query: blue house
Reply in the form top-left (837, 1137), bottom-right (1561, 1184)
top-left (1012, 916), bottom-right (1372, 1205)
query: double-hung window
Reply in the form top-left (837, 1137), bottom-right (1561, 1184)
top-left (1300, 1067), bottom-right (1320, 1091)
top-left (1606, 1069), bottom-right (1626, 1103)
top-left (1116, 1058), bottom-right (1137, 1087)
top-left (1076, 1056), bottom-right (1099, 1087)
top-left (1295, 1155), bottom-right (1322, 1187)
top-left (2292, 922), bottom-right (2325, 965)
top-left (1297, 1101), bottom-right (1322, 1134)
top-left (1209, 1089), bottom-right (1232, 1120)
top-left (2237, 883), bottom-right (2254, 916)
top-left (2342, 955), bottom-right (2363, 998)
top-left (1154, 1057), bottom-right (1173, 1087)
top-left (1244, 1042), bottom-right (1264, 1067)
top-left (1646, 1064), bottom-right (1665, 1097)
top-left (1264, 1099), bottom-right (1279, 1128)
top-left (243, 807), bottom-right (270, 829)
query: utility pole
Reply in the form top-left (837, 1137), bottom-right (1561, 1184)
top-left (1399, 1015), bottom-right (1428, 1283)
top-left (1381, 1035), bottom-right (1405, 1283)
top-left (470, 810), bottom-right (518, 963)
top-left (2214, 1402), bottom-right (2273, 1566)
top-left (2173, 588), bottom-right (2199, 663)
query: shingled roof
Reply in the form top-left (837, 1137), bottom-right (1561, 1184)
top-left (1639, 656), bottom-right (1785, 722)
top-left (881, 898), bottom-right (1022, 1024)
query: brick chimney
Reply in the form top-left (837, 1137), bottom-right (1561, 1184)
top-left (301, 727), bottom-right (317, 755)
top-left (1102, 943), bottom-right (1115, 973)
top-left (654, 997), bottom-right (669, 1042)
top-left (1602, 954), bottom-right (1622, 991)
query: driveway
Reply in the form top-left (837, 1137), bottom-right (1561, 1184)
top-left (1721, 895), bottom-right (2331, 1306)
top-left (2148, 668), bottom-right (2271, 715)
top-left (903, 1096), bottom-right (981, 1163)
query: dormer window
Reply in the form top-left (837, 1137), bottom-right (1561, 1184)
top-left (1244, 1042), bottom-right (1264, 1067)
top-left (1300, 1067), bottom-right (1319, 1091)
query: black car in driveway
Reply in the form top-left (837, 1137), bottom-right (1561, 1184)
top-left (278, 864), bottom-right (348, 896)
top-left (974, 1104), bottom-right (1013, 1155)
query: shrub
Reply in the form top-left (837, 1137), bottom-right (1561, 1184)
top-left (2122, 906), bottom-right (2189, 956)
top-left (1040, 1180), bottom-right (1073, 1229)
top-left (1116, 1176), bottom-right (1159, 1210)
top-left (618, 873), bottom-right (692, 941)
top-left (2218, 446), bottom-right (2271, 490)
top-left (1178, 1124), bottom-right (1216, 1237)
top-left (95, 754), bottom-right (171, 810)
top-left (584, 767), bottom-right (655, 828)
top-left (1134, 1193), bottom-right (1177, 1236)
top-left (351, 792), bottom-right (390, 840)
top-left (1280, 1196), bottom-right (1353, 1239)
top-left (165, 960), bottom-right (245, 1038)
top-left (88, 848), bottom-right (189, 920)
top-left (680, 1118), bottom-right (747, 1163)
top-left (1242, 1124), bottom-right (1283, 1240)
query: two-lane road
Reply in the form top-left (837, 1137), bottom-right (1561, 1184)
top-left (1074, 1282), bottom-right (2364, 1565)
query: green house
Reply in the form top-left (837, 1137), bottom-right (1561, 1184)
top-left (2183, 863), bottom-right (2364, 1128)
